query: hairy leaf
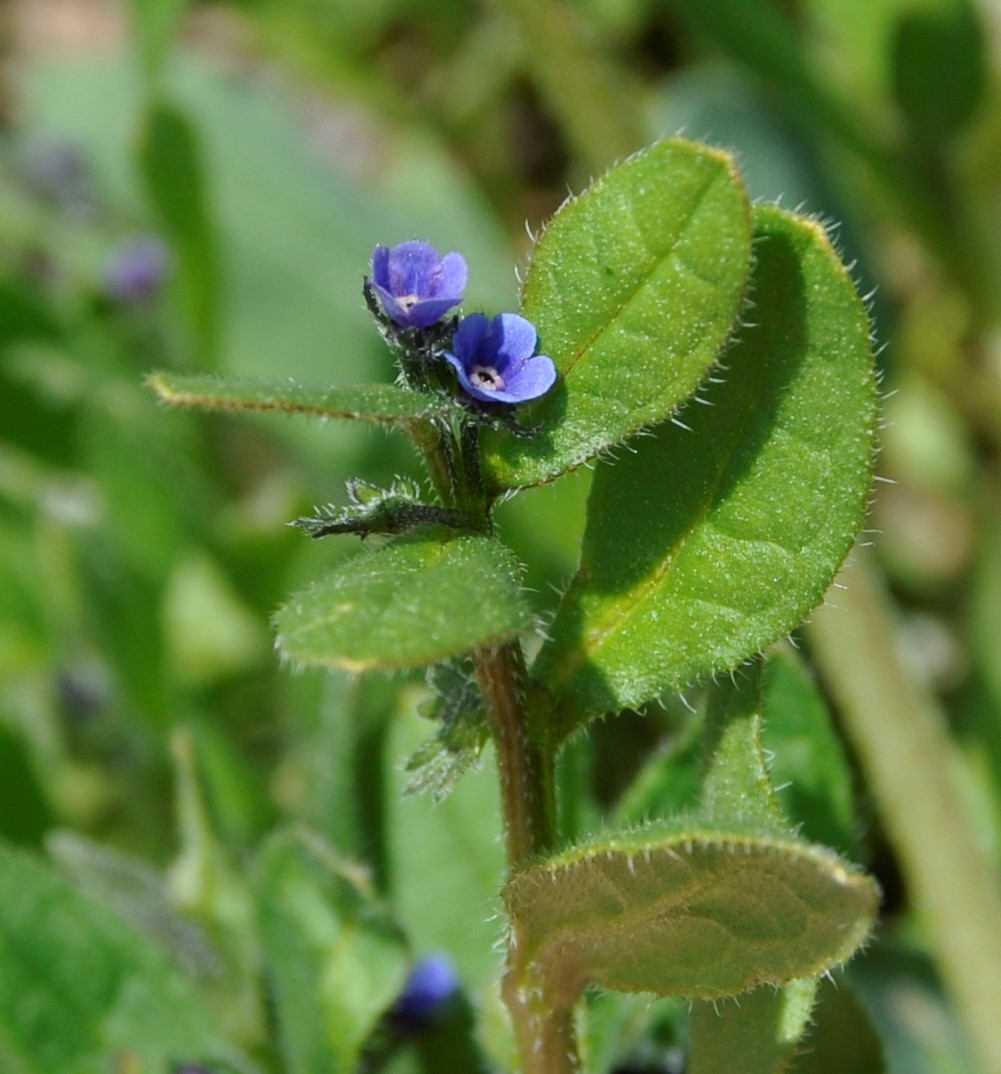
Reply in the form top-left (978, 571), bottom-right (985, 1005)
top-left (535, 204), bottom-right (878, 725)
top-left (503, 825), bottom-right (877, 1003)
top-left (483, 139), bottom-right (752, 490)
top-left (275, 528), bottom-right (531, 672)
top-left (690, 979), bottom-right (818, 1074)
top-left (147, 371), bottom-right (449, 430)
top-left (762, 646), bottom-right (857, 856)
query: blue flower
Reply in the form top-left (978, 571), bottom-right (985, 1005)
top-left (445, 312), bottom-right (556, 404)
top-left (103, 237), bottom-right (171, 304)
top-left (370, 241), bottom-right (467, 329)
top-left (392, 954), bottom-right (460, 1026)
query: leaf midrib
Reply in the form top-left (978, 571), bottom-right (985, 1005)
top-left (530, 159), bottom-right (729, 385)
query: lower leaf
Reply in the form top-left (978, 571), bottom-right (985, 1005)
top-left (503, 825), bottom-right (878, 1003)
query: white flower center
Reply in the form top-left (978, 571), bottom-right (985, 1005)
top-left (398, 293), bottom-right (420, 310)
top-left (470, 365), bottom-right (505, 391)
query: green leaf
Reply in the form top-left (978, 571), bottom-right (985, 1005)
top-left (534, 204), bottom-right (878, 725)
top-left (787, 973), bottom-right (885, 1074)
top-left (255, 828), bottom-right (408, 1074)
top-left (137, 100), bottom-right (221, 366)
top-left (0, 842), bottom-right (251, 1074)
top-left (405, 661), bottom-right (489, 803)
top-left (762, 646), bottom-right (858, 856)
top-left (690, 978), bottom-right (818, 1074)
top-left (127, 0), bottom-right (191, 80)
top-left (275, 528), bottom-right (532, 672)
top-left (386, 711), bottom-right (506, 990)
top-left (504, 663), bottom-right (878, 1006)
top-left (147, 371), bottom-right (449, 430)
top-left (699, 660), bottom-right (785, 833)
top-left (482, 138), bottom-right (752, 490)
top-left (503, 823), bottom-right (878, 1003)
top-left (890, 0), bottom-right (986, 143)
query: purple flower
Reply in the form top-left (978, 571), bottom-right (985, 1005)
top-left (103, 238), bottom-right (171, 304)
top-left (445, 312), bottom-right (556, 405)
top-left (370, 241), bottom-right (467, 329)
top-left (392, 954), bottom-right (460, 1026)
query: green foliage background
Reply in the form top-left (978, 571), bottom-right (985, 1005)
top-left (2, 0), bottom-right (1001, 1072)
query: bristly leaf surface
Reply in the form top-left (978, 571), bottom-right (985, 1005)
top-left (274, 527), bottom-right (532, 672)
top-left (483, 139), bottom-right (753, 491)
top-left (503, 664), bottom-right (878, 1007)
top-left (147, 371), bottom-right (451, 430)
top-left (534, 204), bottom-right (879, 728)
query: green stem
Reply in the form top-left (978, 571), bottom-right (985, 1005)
top-left (411, 417), bottom-right (458, 509)
top-left (474, 642), bottom-right (556, 866)
top-left (808, 552), bottom-right (1001, 1074)
top-left (502, 969), bottom-right (580, 1074)
top-left (425, 411), bottom-right (570, 1071)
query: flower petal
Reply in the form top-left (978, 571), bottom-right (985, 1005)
top-left (452, 312), bottom-right (491, 362)
top-left (505, 354), bottom-right (558, 402)
top-left (371, 245), bottom-right (392, 290)
top-left (406, 297), bottom-right (463, 329)
top-left (387, 240), bottom-right (443, 295)
top-left (436, 251), bottom-right (468, 299)
top-left (493, 313), bottom-right (539, 366)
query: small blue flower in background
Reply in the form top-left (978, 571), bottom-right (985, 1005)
top-left (391, 953), bottom-right (461, 1027)
top-left (103, 238), bottom-right (171, 305)
top-left (370, 241), bottom-right (467, 329)
top-left (445, 312), bottom-right (556, 405)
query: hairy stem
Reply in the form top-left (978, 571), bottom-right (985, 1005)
top-left (502, 970), bottom-right (580, 1074)
top-left (808, 553), bottom-right (1001, 1074)
top-left (474, 642), bottom-right (556, 866)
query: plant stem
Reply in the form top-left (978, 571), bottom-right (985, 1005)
top-left (502, 969), bottom-right (580, 1074)
top-left (808, 552), bottom-right (1001, 1074)
top-left (474, 642), bottom-right (556, 867)
top-left (411, 417), bottom-right (458, 509)
top-left (434, 411), bottom-right (572, 1072)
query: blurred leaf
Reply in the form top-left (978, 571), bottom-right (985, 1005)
top-left (0, 841), bottom-right (251, 1074)
top-left (386, 709), bottom-right (505, 990)
top-left (128, 0), bottom-right (191, 81)
top-left (503, 822), bottom-right (877, 1002)
top-left (788, 972), bottom-right (885, 1074)
top-left (670, 0), bottom-right (869, 152)
top-left (534, 204), bottom-right (878, 726)
top-left (275, 528), bottom-right (532, 672)
top-left (762, 646), bottom-right (857, 856)
top-left (296, 673), bottom-right (397, 891)
top-left (255, 828), bottom-right (408, 1074)
top-left (0, 724), bottom-right (51, 847)
top-left (0, 286), bottom-right (76, 466)
top-left (23, 53), bottom-right (514, 388)
top-left (850, 942), bottom-right (971, 1074)
top-left (168, 730), bottom-right (263, 1043)
top-left (612, 710), bottom-right (705, 827)
top-left (162, 552), bottom-right (267, 687)
top-left (890, 0), bottom-right (985, 143)
top-left (483, 139), bottom-right (752, 490)
top-left (137, 99), bottom-right (221, 367)
top-left (47, 831), bottom-right (216, 980)
top-left (690, 978), bottom-right (817, 1074)
top-left (148, 371), bottom-right (451, 431)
